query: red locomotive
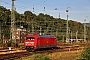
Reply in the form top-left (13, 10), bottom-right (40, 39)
top-left (24, 34), bottom-right (57, 51)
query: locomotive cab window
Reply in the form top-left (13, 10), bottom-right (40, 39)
top-left (26, 37), bottom-right (35, 40)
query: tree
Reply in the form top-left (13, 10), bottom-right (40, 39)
top-left (0, 5), bottom-right (90, 41)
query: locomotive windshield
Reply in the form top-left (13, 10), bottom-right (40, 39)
top-left (26, 37), bottom-right (35, 40)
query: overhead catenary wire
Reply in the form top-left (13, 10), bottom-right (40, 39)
top-left (0, 0), bottom-right (48, 14)
top-left (0, 0), bottom-right (90, 18)
top-left (0, 0), bottom-right (89, 10)
top-left (0, 0), bottom-right (89, 11)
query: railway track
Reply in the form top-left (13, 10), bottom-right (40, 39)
top-left (0, 42), bottom-right (87, 60)
top-left (0, 45), bottom-right (84, 60)
top-left (0, 52), bottom-right (32, 60)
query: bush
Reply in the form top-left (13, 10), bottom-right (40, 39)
top-left (11, 43), bottom-right (18, 47)
top-left (7, 41), bottom-right (11, 47)
top-left (0, 44), bottom-right (3, 47)
top-left (18, 43), bottom-right (24, 47)
top-left (78, 46), bottom-right (90, 60)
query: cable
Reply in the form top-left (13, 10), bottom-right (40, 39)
top-left (0, 0), bottom-right (11, 5)
top-left (0, 0), bottom-right (90, 15)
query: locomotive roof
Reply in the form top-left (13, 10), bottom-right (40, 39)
top-left (39, 34), bottom-right (55, 38)
top-left (27, 34), bottom-right (55, 38)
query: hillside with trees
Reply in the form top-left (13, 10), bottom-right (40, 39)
top-left (0, 6), bottom-right (90, 41)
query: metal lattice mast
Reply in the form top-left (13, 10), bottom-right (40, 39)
top-left (11, 0), bottom-right (16, 43)
top-left (84, 19), bottom-right (86, 42)
top-left (0, 22), bottom-right (1, 40)
top-left (66, 9), bottom-right (69, 42)
top-left (32, 18), bottom-right (34, 33)
top-left (59, 12), bottom-right (60, 19)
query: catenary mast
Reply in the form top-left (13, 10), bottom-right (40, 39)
top-left (11, 0), bottom-right (16, 43)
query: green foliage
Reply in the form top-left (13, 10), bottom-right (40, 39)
top-left (21, 54), bottom-right (50, 60)
top-left (3, 41), bottom-right (18, 47)
top-left (30, 54), bottom-right (50, 60)
top-left (6, 41), bottom-right (11, 47)
top-left (0, 6), bottom-right (90, 41)
top-left (0, 43), bottom-right (3, 47)
top-left (78, 46), bottom-right (90, 60)
top-left (18, 43), bottom-right (24, 47)
top-left (11, 43), bottom-right (18, 47)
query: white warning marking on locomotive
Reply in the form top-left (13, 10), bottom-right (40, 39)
top-left (25, 42), bottom-right (34, 44)
top-left (30, 42), bottom-right (34, 44)
top-left (25, 42), bottom-right (30, 43)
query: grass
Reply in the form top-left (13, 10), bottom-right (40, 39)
top-left (48, 51), bottom-right (81, 60)
top-left (19, 50), bottom-right (82, 60)
top-left (19, 54), bottom-right (50, 60)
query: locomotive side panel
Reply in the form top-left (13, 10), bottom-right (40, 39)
top-left (36, 37), bottom-right (57, 49)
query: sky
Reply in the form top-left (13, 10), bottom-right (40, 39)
top-left (0, 0), bottom-right (90, 23)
